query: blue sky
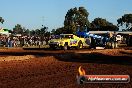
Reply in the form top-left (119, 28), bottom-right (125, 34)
top-left (0, 0), bottom-right (132, 31)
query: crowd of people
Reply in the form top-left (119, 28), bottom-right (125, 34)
top-left (0, 35), bottom-right (49, 48)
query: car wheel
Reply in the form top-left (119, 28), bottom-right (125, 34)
top-left (77, 41), bottom-right (83, 49)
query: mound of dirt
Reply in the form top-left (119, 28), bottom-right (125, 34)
top-left (0, 55), bottom-right (35, 61)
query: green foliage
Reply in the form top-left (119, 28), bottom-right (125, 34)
top-left (51, 29), bottom-right (56, 35)
top-left (117, 14), bottom-right (132, 31)
top-left (64, 7), bottom-right (90, 34)
top-left (51, 28), bottom-right (65, 35)
top-left (13, 24), bottom-right (24, 34)
top-left (0, 17), bottom-right (4, 24)
top-left (30, 26), bottom-right (50, 37)
top-left (12, 24), bottom-right (50, 37)
top-left (24, 29), bottom-right (30, 36)
top-left (45, 31), bottom-right (50, 37)
top-left (52, 27), bottom-right (64, 35)
top-left (8, 30), bottom-right (13, 33)
top-left (91, 17), bottom-right (118, 31)
top-left (40, 26), bottom-right (47, 36)
top-left (35, 29), bottom-right (41, 36)
top-left (30, 30), bottom-right (35, 36)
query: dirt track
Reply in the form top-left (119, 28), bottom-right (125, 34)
top-left (0, 48), bottom-right (132, 88)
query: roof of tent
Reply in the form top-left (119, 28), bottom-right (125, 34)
top-left (0, 28), bottom-right (9, 35)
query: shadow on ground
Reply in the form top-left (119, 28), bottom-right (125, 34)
top-left (0, 51), bottom-right (132, 66)
top-left (54, 52), bottom-right (132, 66)
top-left (23, 48), bottom-right (49, 50)
top-left (23, 47), bottom-right (62, 51)
top-left (120, 51), bottom-right (132, 55)
top-left (0, 52), bottom-right (45, 56)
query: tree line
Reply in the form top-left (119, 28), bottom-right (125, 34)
top-left (12, 24), bottom-right (50, 37)
top-left (0, 20), bottom-right (50, 37)
top-left (51, 7), bottom-right (132, 35)
top-left (1, 7), bottom-right (132, 36)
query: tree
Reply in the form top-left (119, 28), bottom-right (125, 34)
top-left (91, 17), bottom-right (118, 31)
top-left (30, 30), bottom-right (35, 36)
top-left (45, 31), bottom-right (50, 37)
top-left (0, 17), bottom-right (4, 24)
top-left (23, 29), bottom-right (30, 36)
top-left (117, 14), bottom-right (132, 31)
top-left (40, 26), bottom-right (47, 36)
top-left (35, 29), bottom-right (41, 36)
top-left (54, 27), bottom-right (64, 35)
top-left (13, 24), bottom-right (24, 34)
top-left (64, 7), bottom-right (90, 34)
top-left (51, 29), bottom-right (56, 35)
top-left (8, 30), bottom-right (13, 33)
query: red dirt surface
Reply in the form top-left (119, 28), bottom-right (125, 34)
top-left (0, 48), bottom-right (132, 88)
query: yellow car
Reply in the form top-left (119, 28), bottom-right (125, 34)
top-left (48, 34), bottom-right (85, 50)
